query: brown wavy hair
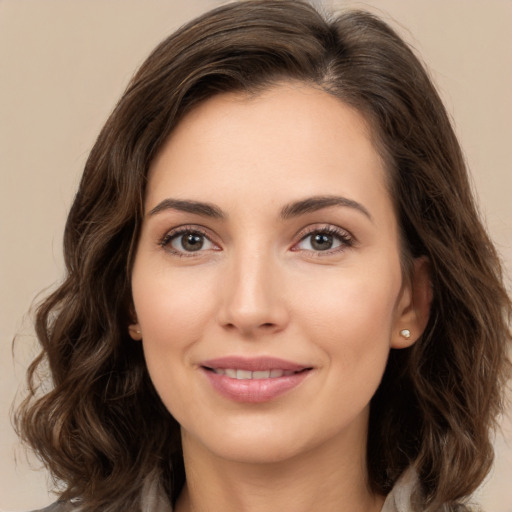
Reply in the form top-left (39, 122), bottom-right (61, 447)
top-left (15, 1), bottom-right (511, 510)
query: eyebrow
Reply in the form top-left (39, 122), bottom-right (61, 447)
top-left (148, 195), bottom-right (372, 222)
top-left (148, 199), bottom-right (225, 219)
top-left (280, 195), bottom-right (373, 221)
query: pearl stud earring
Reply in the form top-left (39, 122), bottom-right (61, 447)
top-left (399, 329), bottom-right (411, 339)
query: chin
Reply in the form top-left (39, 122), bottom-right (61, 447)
top-left (181, 414), bottom-right (346, 466)
top-left (212, 438), bottom-right (309, 465)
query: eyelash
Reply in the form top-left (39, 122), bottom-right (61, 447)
top-left (158, 225), bottom-right (354, 257)
top-left (292, 226), bottom-right (354, 256)
top-left (159, 225), bottom-right (218, 258)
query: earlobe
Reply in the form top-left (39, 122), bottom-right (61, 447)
top-left (399, 329), bottom-right (411, 340)
top-left (127, 301), bottom-right (142, 340)
top-left (392, 257), bottom-right (432, 349)
top-left (128, 323), bottom-right (142, 341)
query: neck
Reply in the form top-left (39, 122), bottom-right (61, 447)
top-left (174, 422), bottom-right (385, 512)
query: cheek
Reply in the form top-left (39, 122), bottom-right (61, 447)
top-left (292, 265), bottom-right (400, 370)
top-left (131, 265), bottom-right (220, 407)
top-left (133, 265), bottom-right (218, 345)
top-left (132, 276), bottom-right (205, 422)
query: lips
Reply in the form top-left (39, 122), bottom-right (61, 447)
top-left (200, 356), bottom-right (312, 402)
top-left (210, 368), bottom-right (297, 379)
top-left (201, 356), bottom-right (308, 372)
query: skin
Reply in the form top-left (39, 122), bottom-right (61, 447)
top-left (130, 82), bottom-right (431, 512)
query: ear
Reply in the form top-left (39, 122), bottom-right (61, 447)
top-left (128, 323), bottom-right (142, 341)
top-left (127, 300), bottom-right (142, 340)
top-left (391, 256), bottom-right (432, 349)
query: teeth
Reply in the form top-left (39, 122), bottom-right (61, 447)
top-left (212, 368), bottom-right (300, 380)
top-left (253, 370), bottom-right (270, 379)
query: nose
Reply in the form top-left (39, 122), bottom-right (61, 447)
top-left (217, 249), bottom-right (289, 337)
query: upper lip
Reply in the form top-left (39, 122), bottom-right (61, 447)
top-left (200, 356), bottom-right (311, 372)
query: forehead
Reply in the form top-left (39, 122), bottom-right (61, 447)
top-left (147, 83), bottom-right (391, 215)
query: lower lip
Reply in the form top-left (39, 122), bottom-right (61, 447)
top-left (202, 369), bottom-right (311, 403)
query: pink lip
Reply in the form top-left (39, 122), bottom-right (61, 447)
top-left (201, 356), bottom-right (308, 372)
top-left (200, 356), bottom-right (312, 403)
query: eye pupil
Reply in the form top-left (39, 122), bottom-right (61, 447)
top-left (182, 233), bottom-right (204, 251)
top-left (311, 233), bottom-right (333, 250)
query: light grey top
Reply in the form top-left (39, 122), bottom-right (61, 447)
top-left (381, 468), bottom-right (424, 512)
top-left (31, 467), bottom-right (424, 512)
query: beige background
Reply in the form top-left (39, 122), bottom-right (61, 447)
top-left (1, 0), bottom-right (511, 510)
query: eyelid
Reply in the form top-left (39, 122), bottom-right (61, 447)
top-left (159, 224), bottom-right (221, 256)
top-left (157, 223), bottom-right (354, 257)
top-left (291, 224), bottom-right (355, 255)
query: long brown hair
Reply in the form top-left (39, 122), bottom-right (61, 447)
top-left (15, 1), bottom-right (511, 510)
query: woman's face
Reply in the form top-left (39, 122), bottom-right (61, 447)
top-left (131, 83), bottom-right (425, 465)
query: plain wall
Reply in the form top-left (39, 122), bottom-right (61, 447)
top-left (1, 0), bottom-right (511, 510)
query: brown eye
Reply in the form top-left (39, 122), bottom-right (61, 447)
top-left (310, 233), bottom-right (334, 251)
top-left (294, 227), bottom-right (353, 253)
top-left (176, 233), bottom-right (204, 251)
top-left (165, 230), bottom-right (216, 253)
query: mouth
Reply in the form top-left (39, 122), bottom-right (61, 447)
top-left (202, 367), bottom-right (311, 380)
top-left (200, 356), bottom-right (313, 403)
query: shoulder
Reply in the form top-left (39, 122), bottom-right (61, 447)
top-left (24, 474), bottom-right (173, 512)
top-left (382, 469), bottom-right (480, 512)
top-left (382, 467), bottom-right (424, 512)
top-left (28, 500), bottom-right (79, 512)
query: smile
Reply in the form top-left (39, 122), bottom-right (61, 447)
top-left (208, 368), bottom-right (300, 379)
top-left (200, 357), bottom-right (313, 402)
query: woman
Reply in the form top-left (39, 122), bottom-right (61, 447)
top-left (15, 1), bottom-right (511, 511)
